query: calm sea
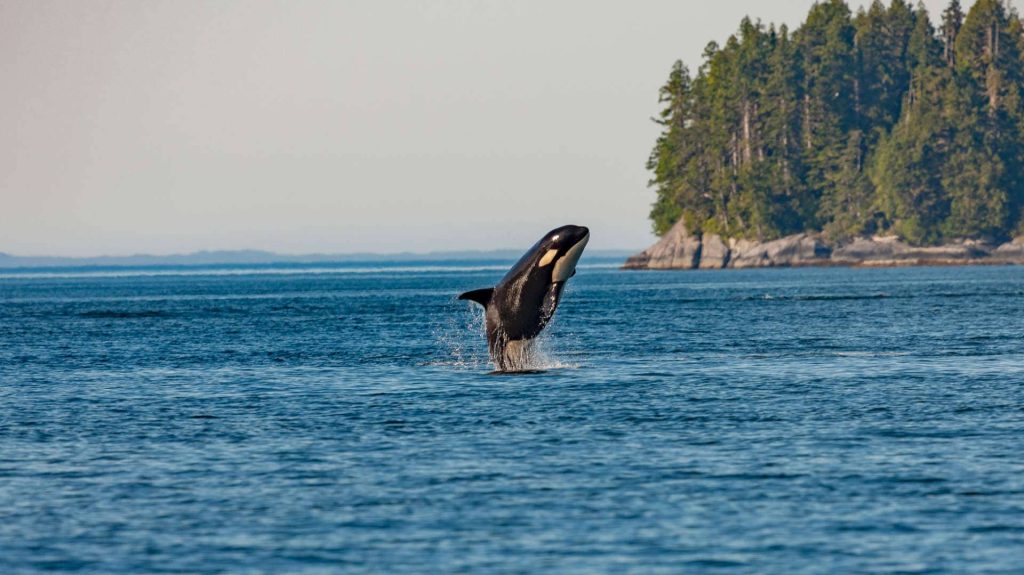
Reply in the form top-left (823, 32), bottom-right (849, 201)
top-left (2, 261), bottom-right (1023, 574)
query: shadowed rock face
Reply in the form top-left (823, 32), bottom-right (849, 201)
top-left (699, 234), bottom-right (730, 269)
top-left (624, 224), bottom-right (1024, 270)
top-left (623, 218), bottom-right (701, 270)
top-left (993, 238), bottom-right (1024, 261)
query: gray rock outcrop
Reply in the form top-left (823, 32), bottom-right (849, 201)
top-left (831, 236), bottom-right (990, 266)
top-left (698, 234), bottom-right (730, 269)
top-left (624, 227), bottom-right (1024, 270)
top-left (992, 238), bottom-right (1024, 262)
top-left (730, 234), bottom-right (831, 268)
top-left (622, 219), bottom-right (701, 269)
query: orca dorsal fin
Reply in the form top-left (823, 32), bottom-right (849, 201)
top-left (458, 287), bottom-right (494, 307)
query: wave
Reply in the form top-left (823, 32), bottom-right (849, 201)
top-left (742, 290), bottom-right (1024, 302)
top-left (77, 310), bottom-right (173, 318)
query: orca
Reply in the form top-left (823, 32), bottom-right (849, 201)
top-left (459, 225), bottom-right (589, 371)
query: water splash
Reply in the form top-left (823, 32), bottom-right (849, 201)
top-left (429, 299), bottom-right (490, 369)
top-left (515, 338), bottom-right (579, 371)
top-left (490, 322), bottom-right (580, 373)
top-left (433, 299), bottom-right (579, 373)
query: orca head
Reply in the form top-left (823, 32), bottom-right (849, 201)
top-left (532, 225), bottom-right (590, 283)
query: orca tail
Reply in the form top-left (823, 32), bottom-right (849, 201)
top-left (458, 287), bottom-right (494, 307)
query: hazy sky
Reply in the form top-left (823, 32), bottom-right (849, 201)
top-left (1, 0), bottom-right (1015, 256)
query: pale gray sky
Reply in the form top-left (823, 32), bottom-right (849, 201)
top-left (1, 0), bottom-right (1012, 256)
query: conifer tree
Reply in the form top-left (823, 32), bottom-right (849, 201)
top-left (648, 60), bottom-right (694, 235)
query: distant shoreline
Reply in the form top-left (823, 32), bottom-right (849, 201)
top-left (0, 249), bottom-right (636, 270)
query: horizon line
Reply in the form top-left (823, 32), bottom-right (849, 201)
top-left (0, 246), bottom-right (639, 269)
top-left (0, 246), bottom-right (641, 259)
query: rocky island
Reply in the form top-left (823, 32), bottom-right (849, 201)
top-left (634, 0), bottom-right (1024, 271)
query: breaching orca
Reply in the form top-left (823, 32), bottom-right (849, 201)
top-left (459, 225), bottom-right (589, 371)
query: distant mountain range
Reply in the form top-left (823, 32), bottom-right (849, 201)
top-left (0, 249), bottom-right (635, 269)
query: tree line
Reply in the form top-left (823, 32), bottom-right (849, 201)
top-left (647, 0), bottom-right (1024, 245)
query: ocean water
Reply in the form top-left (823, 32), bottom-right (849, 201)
top-left (2, 261), bottom-right (1023, 574)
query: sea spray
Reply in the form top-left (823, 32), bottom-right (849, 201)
top-left (428, 298), bottom-right (490, 369)
top-left (488, 314), bottom-right (580, 372)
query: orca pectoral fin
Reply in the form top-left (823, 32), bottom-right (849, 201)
top-left (539, 282), bottom-right (565, 324)
top-left (458, 287), bottom-right (494, 307)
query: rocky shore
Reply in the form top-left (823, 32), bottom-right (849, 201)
top-left (623, 219), bottom-right (1024, 270)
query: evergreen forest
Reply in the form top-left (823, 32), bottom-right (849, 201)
top-left (647, 0), bottom-right (1024, 245)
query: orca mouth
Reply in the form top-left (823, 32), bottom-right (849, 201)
top-left (552, 231), bottom-right (589, 282)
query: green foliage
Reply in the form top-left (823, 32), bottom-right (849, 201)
top-left (647, 0), bottom-right (1024, 244)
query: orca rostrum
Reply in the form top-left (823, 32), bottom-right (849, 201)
top-left (459, 225), bottom-right (589, 371)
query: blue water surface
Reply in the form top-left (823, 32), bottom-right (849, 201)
top-left (2, 261), bottom-right (1023, 574)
